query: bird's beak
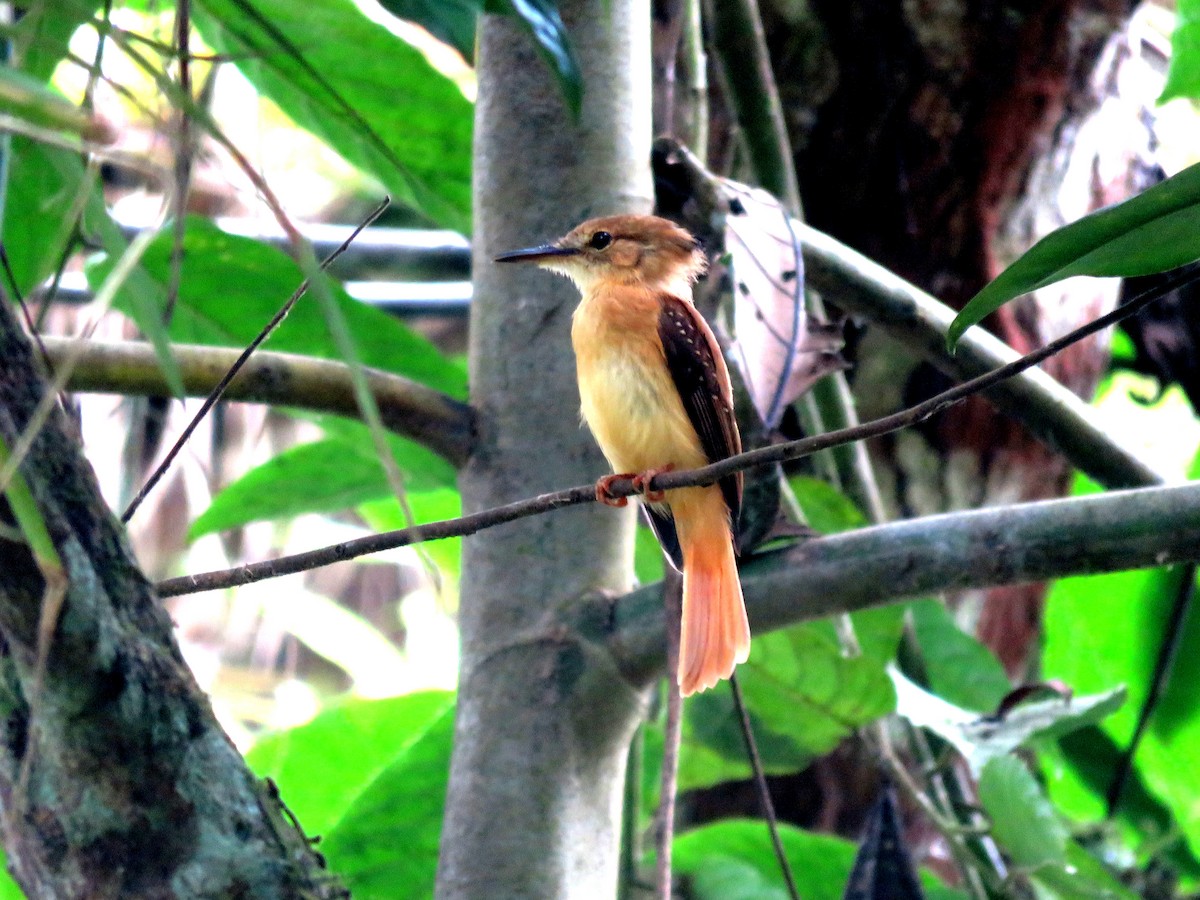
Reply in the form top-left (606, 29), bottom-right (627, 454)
top-left (494, 244), bottom-right (579, 264)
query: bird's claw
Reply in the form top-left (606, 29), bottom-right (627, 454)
top-left (595, 474), bottom-right (633, 507)
top-left (631, 465), bottom-right (674, 503)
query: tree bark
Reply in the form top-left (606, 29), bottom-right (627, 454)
top-left (435, 3), bottom-right (655, 896)
top-left (0, 303), bottom-right (336, 896)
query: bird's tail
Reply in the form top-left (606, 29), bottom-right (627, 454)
top-left (676, 489), bottom-right (750, 695)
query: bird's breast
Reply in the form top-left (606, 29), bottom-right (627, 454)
top-left (572, 288), bottom-right (708, 477)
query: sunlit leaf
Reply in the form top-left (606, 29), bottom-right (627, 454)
top-left (1162, 0), bottom-right (1200, 102)
top-left (359, 488), bottom-right (463, 582)
top-left (948, 162), bottom-right (1200, 348)
top-left (7, 138), bottom-right (184, 396)
top-left (320, 696), bottom-right (455, 896)
top-left (671, 819), bottom-right (966, 900)
top-left (787, 475), bottom-right (866, 534)
top-left (247, 691), bottom-right (453, 839)
top-left (11, 0), bottom-right (93, 82)
top-left (194, 0), bottom-right (472, 231)
top-left (190, 417), bottom-right (455, 538)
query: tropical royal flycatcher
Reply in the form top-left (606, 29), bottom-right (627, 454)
top-left (496, 214), bottom-right (750, 695)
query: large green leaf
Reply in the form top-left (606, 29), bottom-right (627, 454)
top-left (193, 0), bottom-right (472, 231)
top-left (11, 0), bottom-right (95, 82)
top-left (6, 138), bottom-right (185, 396)
top-left (980, 756), bottom-right (1138, 899)
top-left (318, 695), bottom-right (455, 897)
top-left (947, 162), bottom-right (1200, 348)
top-left (0, 65), bottom-right (104, 138)
top-left (247, 690), bottom-right (453, 840)
top-left (909, 598), bottom-right (1009, 714)
top-left (190, 413), bottom-right (455, 538)
top-left (86, 216), bottom-right (467, 397)
top-left (1162, 0), bottom-right (1200, 102)
top-left (681, 607), bottom-right (901, 788)
top-left (671, 819), bottom-right (966, 900)
top-left (359, 488), bottom-right (463, 581)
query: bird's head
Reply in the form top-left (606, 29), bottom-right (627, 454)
top-left (495, 214), bottom-right (706, 293)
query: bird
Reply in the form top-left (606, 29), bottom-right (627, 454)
top-left (496, 214), bottom-right (750, 695)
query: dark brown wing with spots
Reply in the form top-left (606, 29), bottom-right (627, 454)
top-left (657, 293), bottom-right (743, 529)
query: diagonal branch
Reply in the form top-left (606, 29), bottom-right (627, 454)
top-left (46, 338), bottom-right (474, 466)
top-left (610, 480), bottom-right (1200, 683)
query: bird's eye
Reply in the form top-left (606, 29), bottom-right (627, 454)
top-left (589, 231), bottom-right (612, 250)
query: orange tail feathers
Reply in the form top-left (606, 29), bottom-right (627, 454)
top-left (676, 490), bottom-right (750, 696)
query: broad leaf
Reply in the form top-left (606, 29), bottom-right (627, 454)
top-left (319, 696), bottom-right (456, 896)
top-left (0, 66), bottom-right (106, 138)
top-left (788, 475), bottom-right (867, 534)
top-left (682, 608), bottom-right (900, 786)
top-left (6, 138), bottom-right (184, 396)
top-left (194, 0), bottom-right (472, 231)
top-left (948, 162), bottom-right (1200, 348)
top-left (86, 217), bottom-right (467, 397)
top-left (247, 691), bottom-right (453, 840)
top-left (980, 755), bottom-right (1069, 869)
top-left (190, 415), bottom-right (455, 538)
top-left (671, 819), bottom-right (966, 900)
top-left (359, 488), bottom-right (464, 582)
top-left (909, 598), bottom-right (1009, 714)
top-left (1162, 0), bottom-right (1200, 102)
top-left (11, 0), bottom-right (94, 82)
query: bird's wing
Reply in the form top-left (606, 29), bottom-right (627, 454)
top-left (657, 293), bottom-right (743, 528)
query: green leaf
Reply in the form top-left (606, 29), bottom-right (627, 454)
top-left (6, 138), bottom-right (185, 396)
top-left (359, 487), bottom-right (464, 582)
top-left (376, 0), bottom-right (481, 60)
top-left (486, 0), bottom-right (582, 117)
top-left (683, 613), bottom-right (899, 784)
top-left (788, 475), bottom-right (867, 534)
top-left (11, 0), bottom-right (94, 82)
top-left (1030, 841), bottom-right (1140, 900)
top-left (1162, 0), bottom-right (1200, 102)
top-left (190, 416), bottom-right (455, 538)
top-left (892, 668), bottom-right (1125, 776)
top-left (634, 521), bottom-right (666, 585)
top-left (671, 819), bottom-right (966, 900)
top-left (319, 696), bottom-right (456, 896)
top-left (909, 598), bottom-right (1009, 713)
top-left (247, 691), bottom-right (453, 840)
top-left (980, 755), bottom-right (1069, 870)
top-left (87, 216), bottom-right (467, 397)
top-left (193, 0), bottom-right (472, 231)
top-left (947, 162), bottom-right (1200, 348)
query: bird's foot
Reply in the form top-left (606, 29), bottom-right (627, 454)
top-left (595, 474), bottom-right (635, 507)
top-left (631, 465), bottom-right (675, 503)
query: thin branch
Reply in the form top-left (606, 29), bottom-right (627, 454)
top-left (730, 672), bottom-right (800, 899)
top-left (44, 337), bottom-right (473, 466)
top-left (120, 197), bottom-right (392, 522)
top-left (155, 267), bottom-right (1186, 598)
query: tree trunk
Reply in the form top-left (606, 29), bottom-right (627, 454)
top-left (435, 3), bottom-right (655, 896)
top-left (0, 303), bottom-right (335, 896)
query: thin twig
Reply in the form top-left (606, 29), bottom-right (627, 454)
top-left (121, 197), bottom-right (391, 523)
top-left (165, 0), bottom-right (193, 324)
top-left (730, 672), bottom-right (800, 899)
top-left (155, 264), bottom-right (1192, 597)
top-left (1106, 563), bottom-right (1197, 816)
top-left (656, 572), bottom-right (684, 900)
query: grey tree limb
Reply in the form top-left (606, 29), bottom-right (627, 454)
top-left (610, 480), bottom-right (1200, 683)
top-left (45, 336), bottom-right (474, 467)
